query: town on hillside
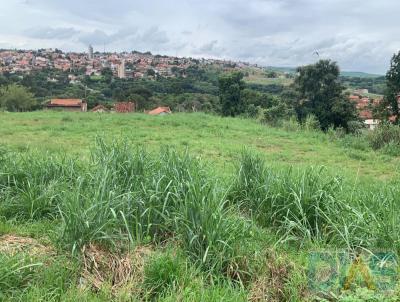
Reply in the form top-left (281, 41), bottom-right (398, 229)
top-left (0, 47), bottom-right (258, 79)
top-left (1, 47), bottom-right (397, 130)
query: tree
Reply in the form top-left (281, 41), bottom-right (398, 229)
top-left (293, 60), bottom-right (357, 130)
top-left (101, 67), bottom-right (113, 84)
top-left (381, 51), bottom-right (400, 123)
top-left (0, 84), bottom-right (37, 112)
top-left (146, 69), bottom-right (156, 77)
top-left (218, 72), bottom-right (246, 116)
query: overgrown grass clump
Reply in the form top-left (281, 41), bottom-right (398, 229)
top-left (1, 138), bottom-right (400, 300)
top-left (230, 150), bottom-right (400, 253)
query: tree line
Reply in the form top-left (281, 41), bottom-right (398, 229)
top-left (219, 53), bottom-right (400, 131)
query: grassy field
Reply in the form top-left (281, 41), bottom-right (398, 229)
top-left (1, 111), bottom-right (400, 301)
top-left (243, 67), bottom-right (293, 86)
top-left (1, 111), bottom-right (399, 181)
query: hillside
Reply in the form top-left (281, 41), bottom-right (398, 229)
top-left (267, 66), bottom-right (383, 78)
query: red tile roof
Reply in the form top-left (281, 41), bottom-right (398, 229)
top-left (359, 110), bottom-right (373, 120)
top-left (148, 106), bottom-right (171, 115)
top-left (48, 99), bottom-right (83, 107)
top-left (349, 95), bottom-right (360, 101)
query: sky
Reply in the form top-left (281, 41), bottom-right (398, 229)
top-left (1, 0), bottom-right (400, 74)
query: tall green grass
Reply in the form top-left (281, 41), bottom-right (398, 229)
top-left (230, 149), bottom-right (400, 255)
top-left (55, 138), bottom-right (262, 283)
top-left (1, 138), bottom-right (400, 300)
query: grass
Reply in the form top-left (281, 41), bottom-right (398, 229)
top-left (0, 111), bottom-right (399, 181)
top-left (1, 111), bottom-right (400, 301)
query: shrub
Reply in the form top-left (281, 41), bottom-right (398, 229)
top-left (303, 114), bottom-right (320, 132)
top-left (381, 141), bottom-right (400, 156)
top-left (282, 116), bottom-right (301, 132)
top-left (347, 120), bottom-right (365, 135)
top-left (367, 123), bottom-right (400, 150)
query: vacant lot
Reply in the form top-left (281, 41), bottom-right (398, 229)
top-left (1, 111), bottom-right (399, 181)
top-left (1, 112), bottom-right (399, 301)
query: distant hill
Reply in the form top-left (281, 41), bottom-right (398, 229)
top-left (266, 66), bottom-right (383, 78)
top-left (340, 71), bottom-right (383, 78)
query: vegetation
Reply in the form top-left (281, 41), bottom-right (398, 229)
top-left (219, 71), bottom-right (246, 116)
top-left (1, 112), bottom-right (400, 301)
top-left (379, 51), bottom-right (400, 122)
top-left (0, 83), bottom-right (37, 112)
top-left (292, 60), bottom-right (358, 130)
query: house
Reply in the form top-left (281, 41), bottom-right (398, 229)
top-left (114, 102), bottom-right (135, 113)
top-left (148, 106), bottom-right (172, 115)
top-left (91, 105), bottom-right (109, 113)
top-left (349, 95), bottom-right (378, 130)
top-left (45, 99), bottom-right (87, 112)
top-left (359, 110), bottom-right (379, 130)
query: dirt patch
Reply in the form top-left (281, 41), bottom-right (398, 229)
top-left (80, 244), bottom-right (153, 294)
top-left (0, 234), bottom-right (54, 256)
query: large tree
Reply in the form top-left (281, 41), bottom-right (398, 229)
top-left (219, 72), bottom-right (246, 117)
top-left (381, 51), bottom-right (400, 123)
top-left (293, 60), bottom-right (357, 130)
top-left (0, 84), bottom-right (37, 112)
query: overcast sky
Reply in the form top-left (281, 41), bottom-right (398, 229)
top-left (1, 0), bottom-right (400, 74)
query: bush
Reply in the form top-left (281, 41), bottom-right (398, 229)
top-left (303, 114), bottom-right (320, 131)
top-left (367, 123), bottom-right (400, 150)
top-left (282, 116), bottom-right (301, 132)
top-left (347, 120), bottom-right (365, 135)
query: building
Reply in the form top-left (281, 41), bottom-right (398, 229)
top-left (91, 104), bottom-right (109, 113)
top-left (45, 99), bottom-right (87, 112)
top-left (117, 60), bottom-right (126, 78)
top-left (148, 106), bottom-right (172, 115)
top-left (114, 102), bottom-right (135, 113)
top-left (88, 45), bottom-right (94, 60)
top-left (359, 110), bottom-right (379, 130)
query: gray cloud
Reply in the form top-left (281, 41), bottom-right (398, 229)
top-left (26, 27), bottom-right (79, 40)
top-left (3, 0), bottom-right (400, 73)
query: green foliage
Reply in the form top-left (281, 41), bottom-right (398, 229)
top-left (230, 150), bottom-right (341, 243)
top-left (143, 251), bottom-right (188, 298)
top-left (303, 114), bottom-right (321, 132)
top-left (219, 72), bottom-right (246, 116)
top-left (0, 152), bottom-right (80, 220)
top-left (161, 280), bottom-right (248, 302)
top-left (0, 253), bottom-right (43, 298)
top-left (337, 288), bottom-right (398, 302)
top-left (261, 101), bottom-right (293, 125)
top-left (0, 83), bottom-right (37, 111)
top-left (381, 51), bottom-right (400, 122)
top-left (293, 60), bottom-right (358, 130)
top-left (282, 116), bottom-right (301, 132)
top-left (367, 122), bottom-right (400, 150)
top-left (340, 75), bottom-right (386, 95)
top-left (3, 113), bottom-right (400, 299)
